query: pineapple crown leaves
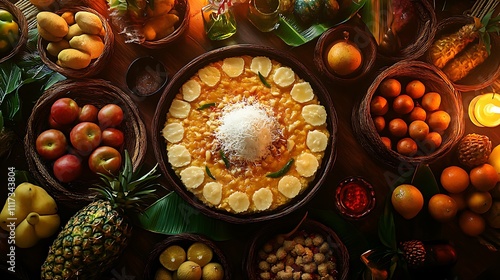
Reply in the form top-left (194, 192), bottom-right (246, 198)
top-left (90, 150), bottom-right (161, 214)
top-left (477, 11), bottom-right (500, 55)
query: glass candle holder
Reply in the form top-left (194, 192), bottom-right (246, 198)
top-left (335, 176), bottom-right (376, 219)
top-left (247, 0), bottom-right (280, 32)
top-left (468, 93), bottom-right (500, 127)
top-left (202, 0), bottom-right (237, 40)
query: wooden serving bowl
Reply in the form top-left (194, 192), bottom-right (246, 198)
top-left (244, 219), bottom-right (349, 280)
top-left (0, 0), bottom-right (28, 63)
top-left (151, 44), bottom-right (338, 224)
top-left (425, 15), bottom-right (500, 92)
top-left (37, 6), bottom-right (114, 78)
top-left (352, 61), bottom-right (465, 168)
top-left (143, 233), bottom-right (231, 280)
top-left (138, 0), bottom-right (190, 49)
top-left (24, 79), bottom-right (147, 209)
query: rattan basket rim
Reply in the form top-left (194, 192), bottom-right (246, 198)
top-left (0, 0), bottom-right (28, 64)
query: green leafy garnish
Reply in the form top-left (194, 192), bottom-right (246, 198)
top-left (219, 150), bottom-right (230, 169)
top-left (205, 166), bottom-right (216, 180)
top-left (266, 159), bottom-right (294, 178)
top-left (258, 72), bottom-right (271, 88)
top-left (197, 102), bottom-right (216, 110)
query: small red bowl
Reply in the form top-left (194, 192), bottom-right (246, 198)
top-left (335, 176), bottom-right (376, 219)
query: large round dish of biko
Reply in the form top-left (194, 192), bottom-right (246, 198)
top-left (162, 55), bottom-right (331, 214)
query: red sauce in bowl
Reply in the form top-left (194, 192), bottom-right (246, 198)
top-left (335, 177), bottom-right (376, 219)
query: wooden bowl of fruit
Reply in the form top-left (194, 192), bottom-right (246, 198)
top-left (143, 233), bottom-right (231, 280)
top-left (24, 79), bottom-right (147, 209)
top-left (0, 0), bottom-right (28, 64)
top-left (352, 60), bottom-right (465, 168)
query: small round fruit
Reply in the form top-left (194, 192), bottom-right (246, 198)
top-left (379, 78), bottom-right (401, 98)
top-left (469, 163), bottom-right (499, 192)
top-left (154, 266), bottom-right (173, 280)
top-left (440, 166), bottom-right (469, 194)
top-left (381, 136), bottom-right (392, 150)
top-left (159, 245), bottom-right (186, 271)
top-left (408, 120), bottom-right (429, 141)
top-left (176, 261), bottom-right (202, 280)
top-left (409, 106), bottom-right (427, 122)
top-left (428, 193), bottom-right (458, 222)
top-left (388, 118), bottom-right (408, 138)
top-left (50, 97), bottom-right (80, 125)
top-left (397, 138), bottom-right (418, 156)
top-left (458, 210), bottom-right (486, 236)
top-left (423, 132), bottom-right (442, 152)
top-left (101, 128), bottom-right (124, 148)
top-left (392, 94), bottom-right (415, 115)
top-left (78, 104), bottom-right (99, 123)
top-left (98, 104), bottom-right (124, 128)
top-left (373, 116), bottom-right (386, 132)
top-left (370, 96), bottom-right (389, 116)
top-left (70, 122), bottom-right (102, 155)
top-left (405, 80), bottom-right (426, 99)
top-left (88, 146), bottom-right (122, 175)
top-left (187, 242), bottom-right (213, 267)
top-left (467, 191), bottom-right (493, 214)
top-left (427, 110), bottom-right (451, 132)
top-left (53, 154), bottom-right (82, 183)
top-left (326, 40), bottom-right (362, 76)
top-left (202, 262), bottom-right (224, 280)
top-left (391, 184), bottom-right (424, 219)
top-left (448, 192), bottom-right (467, 211)
top-left (421, 92), bottom-right (441, 112)
top-left (36, 129), bottom-right (68, 160)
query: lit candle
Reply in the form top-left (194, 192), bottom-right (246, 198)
top-left (468, 93), bottom-right (500, 127)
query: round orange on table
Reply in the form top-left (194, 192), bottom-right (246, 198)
top-left (470, 163), bottom-right (499, 192)
top-left (440, 166), bottom-right (469, 193)
top-left (391, 184), bottom-right (424, 219)
top-left (458, 210), bottom-right (486, 236)
top-left (428, 193), bottom-right (458, 222)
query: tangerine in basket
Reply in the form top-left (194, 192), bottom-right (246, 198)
top-left (408, 120), bottom-right (429, 141)
top-left (427, 110), bottom-right (451, 132)
top-left (440, 166), bottom-right (469, 194)
top-left (393, 94), bottom-right (415, 115)
top-left (406, 80), bottom-right (426, 99)
top-left (469, 163), bottom-right (499, 192)
top-left (379, 78), bottom-right (401, 98)
top-left (408, 106), bottom-right (427, 122)
top-left (373, 116), bottom-right (386, 132)
top-left (466, 191), bottom-right (492, 214)
top-left (397, 138), bottom-right (418, 156)
top-left (421, 92), bottom-right (441, 112)
top-left (428, 193), bottom-right (458, 222)
top-left (391, 184), bottom-right (424, 219)
top-left (388, 118), bottom-right (408, 138)
top-left (187, 242), bottom-right (213, 267)
top-left (458, 210), bottom-right (486, 236)
top-left (159, 245), bottom-right (187, 271)
top-left (423, 131), bottom-right (442, 151)
top-left (381, 136), bottom-right (392, 149)
top-left (370, 96), bottom-right (389, 116)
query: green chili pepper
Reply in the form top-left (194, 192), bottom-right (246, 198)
top-left (266, 159), bottom-right (294, 178)
top-left (197, 102), bottom-right (216, 110)
top-left (205, 166), bottom-right (216, 180)
top-left (219, 150), bottom-right (230, 169)
top-left (258, 72), bottom-right (271, 88)
top-left (0, 9), bottom-right (20, 55)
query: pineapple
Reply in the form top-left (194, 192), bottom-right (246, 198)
top-left (41, 151), bottom-right (160, 279)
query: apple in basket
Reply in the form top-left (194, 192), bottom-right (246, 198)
top-left (35, 129), bottom-right (68, 160)
top-left (88, 146), bottom-right (122, 175)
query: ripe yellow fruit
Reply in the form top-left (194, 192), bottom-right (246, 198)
top-left (428, 193), bottom-right (458, 222)
top-left (327, 41), bottom-right (362, 76)
top-left (391, 184), bottom-right (424, 219)
top-left (159, 245), bottom-right (186, 271)
top-left (466, 191), bottom-right (492, 214)
top-left (488, 144), bottom-right (500, 174)
top-left (440, 166), bottom-right (469, 193)
top-left (176, 261), bottom-right (202, 280)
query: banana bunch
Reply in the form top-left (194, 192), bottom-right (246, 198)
top-left (0, 183), bottom-right (60, 248)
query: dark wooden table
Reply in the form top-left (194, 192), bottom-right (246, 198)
top-left (2, 0), bottom-right (500, 279)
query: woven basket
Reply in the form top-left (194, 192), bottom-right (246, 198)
top-left (24, 79), bottom-right (147, 209)
top-left (37, 6), bottom-right (114, 78)
top-left (138, 0), bottom-right (190, 49)
top-left (352, 61), bottom-right (465, 168)
top-left (0, 0), bottom-right (28, 63)
top-left (143, 233), bottom-right (231, 280)
top-left (425, 15), bottom-right (500, 92)
top-left (377, 0), bottom-right (437, 63)
top-left (244, 219), bottom-right (350, 280)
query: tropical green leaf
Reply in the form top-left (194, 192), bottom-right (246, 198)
top-left (378, 197), bottom-right (396, 250)
top-left (0, 62), bottom-right (22, 97)
top-left (134, 192), bottom-right (234, 241)
top-left (411, 164), bottom-right (440, 201)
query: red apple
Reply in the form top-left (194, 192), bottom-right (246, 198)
top-left (50, 98), bottom-right (80, 125)
top-left (98, 104), bottom-right (124, 128)
top-left (70, 122), bottom-right (102, 155)
top-left (36, 129), bottom-right (68, 160)
top-left (101, 128), bottom-right (124, 148)
top-left (88, 146), bottom-right (122, 175)
top-left (53, 154), bottom-right (82, 182)
top-left (78, 104), bottom-right (99, 123)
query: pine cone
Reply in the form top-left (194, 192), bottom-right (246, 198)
top-left (400, 240), bottom-right (426, 268)
top-left (458, 133), bottom-right (492, 168)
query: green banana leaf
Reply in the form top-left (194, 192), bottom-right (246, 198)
top-left (274, 0), bottom-right (367, 46)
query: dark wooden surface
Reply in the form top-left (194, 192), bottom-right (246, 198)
top-left (1, 0), bottom-right (500, 279)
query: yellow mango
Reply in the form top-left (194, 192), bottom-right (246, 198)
top-left (57, 48), bottom-right (91, 69)
top-left (36, 11), bottom-right (69, 38)
top-left (143, 13), bottom-right (179, 40)
top-left (37, 23), bottom-right (63, 42)
top-left (14, 212), bottom-right (60, 248)
top-left (69, 34), bottom-right (104, 59)
top-left (142, 25), bottom-right (157, 41)
top-left (61, 11), bottom-right (75, 25)
top-left (65, 23), bottom-right (83, 41)
top-left (75, 11), bottom-right (103, 35)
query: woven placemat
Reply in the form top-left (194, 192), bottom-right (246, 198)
top-left (14, 0), bottom-right (38, 29)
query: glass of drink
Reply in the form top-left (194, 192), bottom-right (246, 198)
top-left (247, 0), bottom-right (280, 32)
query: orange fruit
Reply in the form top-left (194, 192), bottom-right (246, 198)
top-left (397, 138), bottom-right (418, 156)
top-left (421, 92), bottom-right (442, 111)
top-left (469, 163), bottom-right (499, 192)
top-left (408, 106), bottom-right (427, 122)
top-left (373, 116), bottom-right (386, 132)
top-left (440, 166), bottom-right (469, 193)
top-left (422, 132), bottom-right (442, 152)
top-left (466, 191), bottom-right (493, 214)
top-left (379, 78), bottom-right (401, 98)
top-left (406, 80), bottom-right (426, 99)
top-left (427, 110), bottom-right (451, 132)
top-left (392, 94), bottom-right (415, 115)
top-left (448, 192), bottom-right (467, 211)
top-left (458, 210), bottom-right (486, 236)
top-left (370, 96), bottom-right (389, 116)
top-left (428, 193), bottom-right (458, 222)
top-left (408, 120), bottom-right (429, 141)
top-left (381, 136), bottom-right (392, 150)
top-left (388, 118), bottom-right (408, 138)
top-left (391, 184), bottom-right (424, 219)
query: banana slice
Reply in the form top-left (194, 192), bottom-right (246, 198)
top-left (222, 57), bottom-right (245, 78)
top-left (180, 166), bottom-right (205, 189)
top-left (252, 188), bottom-right (273, 211)
top-left (169, 99), bottom-right (191, 119)
top-left (203, 182), bottom-right (222, 205)
top-left (182, 79), bottom-right (201, 102)
top-left (295, 152), bottom-right (319, 177)
top-left (250, 56), bottom-right (272, 77)
top-left (167, 144), bottom-right (191, 167)
top-left (273, 67), bottom-right (295, 88)
top-left (302, 104), bottom-right (327, 126)
top-left (198, 66), bottom-right (221, 87)
top-left (162, 122), bottom-right (184, 143)
top-left (290, 82), bottom-right (314, 103)
top-left (306, 130), bottom-right (328, 152)
top-left (278, 176), bottom-right (301, 199)
top-left (228, 191), bottom-right (250, 213)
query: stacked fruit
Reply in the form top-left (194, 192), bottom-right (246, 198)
top-left (35, 97), bottom-right (125, 183)
top-left (370, 78), bottom-right (451, 157)
top-left (155, 242), bottom-right (224, 280)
